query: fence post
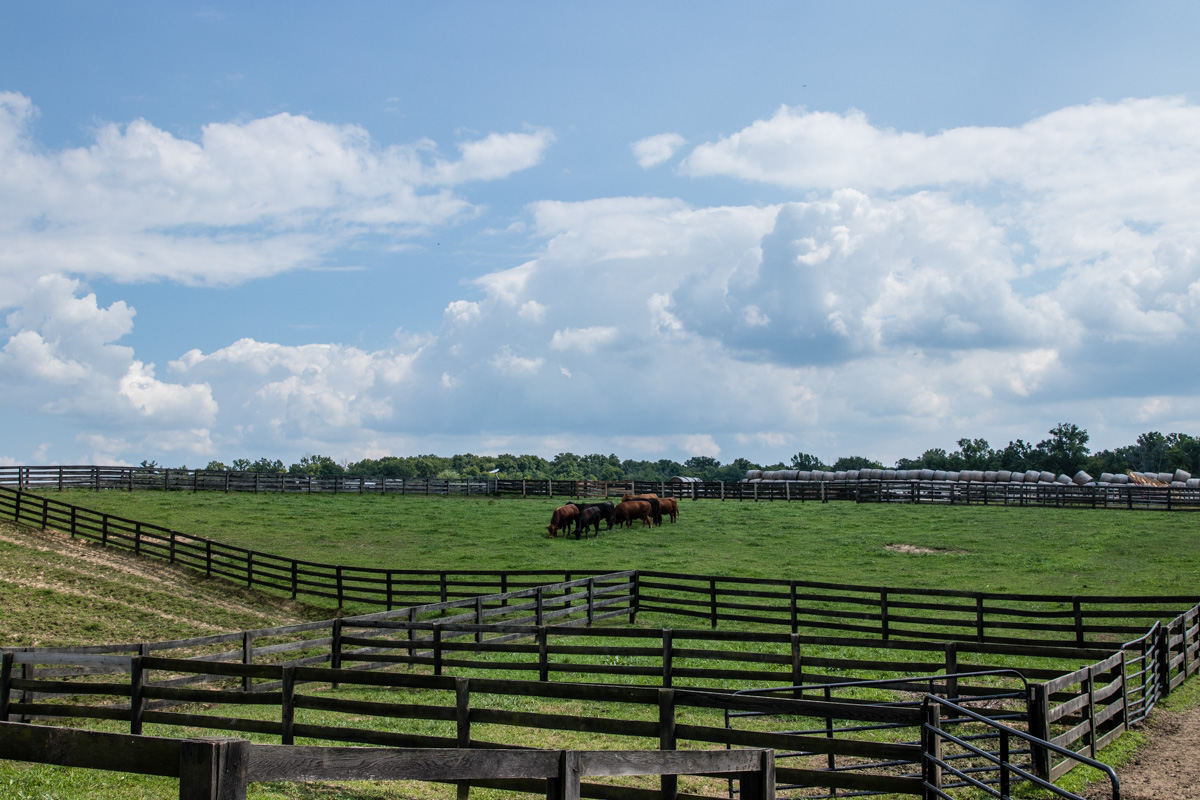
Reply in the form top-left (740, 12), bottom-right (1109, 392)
top-left (538, 626), bottom-right (549, 682)
top-left (944, 643), bottom-right (959, 703)
top-left (880, 590), bottom-right (889, 640)
top-left (1028, 683), bottom-right (1052, 780)
top-left (422, 623), bottom-right (441, 675)
top-left (1157, 624), bottom-right (1172, 696)
top-left (629, 572), bottom-right (639, 625)
top-left (130, 654), bottom-right (146, 735)
top-left (1073, 598), bottom-right (1085, 646)
top-left (586, 578), bottom-right (595, 627)
top-left (789, 581), bottom-right (798, 634)
top-left (976, 595), bottom-right (985, 642)
top-left (246, 552), bottom-right (254, 589)
top-left (456, 677), bottom-right (471, 800)
top-left (241, 632), bottom-right (253, 692)
top-left (387, 572), bottom-right (394, 611)
top-left (178, 738), bottom-right (250, 800)
top-left (331, 619), bottom-right (343, 687)
top-left (709, 579), bottom-right (718, 629)
top-left (536, 587), bottom-right (545, 626)
top-left (791, 634), bottom-right (802, 694)
top-left (336, 566), bottom-right (344, 609)
top-left (662, 629), bottom-right (674, 688)
top-left (291, 561), bottom-right (298, 600)
top-left (205, 540), bottom-right (212, 577)
top-left (921, 701), bottom-right (942, 800)
top-left (658, 689), bottom-right (678, 800)
top-left (0, 652), bottom-right (11, 722)
top-left (281, 666), bottom-right (296, 745)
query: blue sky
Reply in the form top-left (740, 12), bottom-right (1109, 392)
top-left (3, 2), bottom-right (1200, 468)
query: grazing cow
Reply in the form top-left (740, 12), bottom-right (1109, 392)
top-left (546, 504), bottom-right (579, 537)
top-left (621, 493), bottom-right (662, 526)
top-left (613, 500), bottom-right (653, 529)
top-left (571, 501), bottom-right (615, 530)
top-left (575, 506), bottom-right (603, 539)
top-left (658, 497), bottom-right (679, 523)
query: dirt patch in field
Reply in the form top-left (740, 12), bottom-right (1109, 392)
top-left (1083, 706), bottom-right (1200, 799)
top-left (885, 543), bottom-right (969, 555)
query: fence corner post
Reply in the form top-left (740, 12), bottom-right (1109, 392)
top-left (658, 688), bottom-right (678, 800)
top-left (178, 737), bottom-right (250, 800)
top-left (1027, 683), bottom-right (1052, 781)
top-left (921, 701), bottom-right (942, 800)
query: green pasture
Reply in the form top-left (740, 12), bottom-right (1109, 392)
top-left (5, 490), bottom-right (1200, 799)
top-left (40, 488), bottom-right (1200, 597)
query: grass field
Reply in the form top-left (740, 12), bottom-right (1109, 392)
top-left (4, 489), bottom-right (1200, 799)
top-left (39, 488), bottom-right (1200, 598)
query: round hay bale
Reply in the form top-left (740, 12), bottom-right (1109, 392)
top-left (996, 470), bottom-right (1011, 482)
top-left (984, 471), bottom-right (998, 482)
top-left (1010, 472), bottom-right (1026, 483)
top-left (1072, 470), bottom-right (1093, 486)
top-left (1055, 474), bottom-right (1072, 485)
top-left (746, 470), bottom-right (762, 481)
top-left (1175, 469), bottom-right (1192, 483)
top-left (1100, 473), bottom-right (1115, 483)
top-left (946, 472), bottom-right (960, 482)
top-left (918, 469), bottom-right (935, 481)
top-left (1039, 471), bottom-right (1056, 483)
top-left (834, 471), bottom-right (848, 481)
top-left (883, 469), bottom-right (896, 480)
top-left (1172, 481), bottom-right (1186, 487)
top-left (1025, 470), bottom-right (1041, 482)
top-left (1187, 478), bottom-right (1200, 489)
top-left (1157, 472), bottom-right (1175, 484)
top-left (795, 471), bottom-right (811, 482)
top-left (1111, 474), bottom-right (1129, 485)
top-left (845, 470), bottom-right (859, 481)
top-left (931, 470), bottom-right (946, 481)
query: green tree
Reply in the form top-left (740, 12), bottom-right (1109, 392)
top-left (1165, 433), bottom-right (1200, 474)
top-left (1037, 423), bottom-right (1090, 476)
top-left (790, 452), bottom-right (827, 470)
top-left (953, 438), bottom-right (998, 470)
top-left (996, 440), bottom-right (1035, 472)
top-left (289, 454), bottom-right (344, 476)
top-left (832, 455), bottom-right (883, 471)
top-left (204, 460), bottom-right (229, 471)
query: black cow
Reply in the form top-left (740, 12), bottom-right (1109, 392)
top-left (574, 506), bottom-right (603, 539)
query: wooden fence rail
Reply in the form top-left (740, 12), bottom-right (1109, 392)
top-left (4, 465), bottom-right (1200, 511)
top-left (0, 720), bottom-right (775, 800)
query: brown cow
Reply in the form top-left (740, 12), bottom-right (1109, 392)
top-left (613, 500), bottom-right (653, 529)
top-left (546, 504), bottom-right (579, 537)
top-left (621, 493), bottom-right (662, 526)
top-left (658, 497), bottom-right (679, 523)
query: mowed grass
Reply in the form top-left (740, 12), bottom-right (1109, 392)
top-left (5, 491), bottom-right (1200, 799)
top-left (39, 488), bottom-right (1200, 597)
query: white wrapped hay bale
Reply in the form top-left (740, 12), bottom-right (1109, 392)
top-left (1055, 474), bottom-right (1072, 485)
top-left (984, 471), bottom-right (998, 482)
top-left (1175, 469), bottom-right (1192, 483)
top-left (1072, 471), bottom-right (1093, 486)
top-left (1187, 478), bottom-right (1200, 489)
top-left (1157, 472), bottom-right (1175, 484)
top-left (746, 470), bottom-right (762, 481)
top-left (946, 472), bottom-right (960, 482)
top-left (796, 471), bottom-right (812, 481)
top-left (1025, 470), bottom-right (1041, 482)
top-left (1039, 471), bottom-right (1056, 483)
top-left (845, 470), bottom-right (859, 481)
top-left (1100, 473), bottom-right (1115, 483)
top-left (918, 469), bottom-right (935, 481)
top-left (996, 470), bottom-right (1011, 482)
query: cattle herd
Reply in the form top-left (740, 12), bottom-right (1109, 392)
top-left (545, 493), bottom-right (680, 539)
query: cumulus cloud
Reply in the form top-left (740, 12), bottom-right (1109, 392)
top-left (549, 326), bottom-right (619, 354)
top-left (0, 92), bottom-right (553, 296)
top-left (632, 132), bottom-right (686, 168)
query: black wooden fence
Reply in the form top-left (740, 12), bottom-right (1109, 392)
top-left (4, 464), bottom-right (1199, 510)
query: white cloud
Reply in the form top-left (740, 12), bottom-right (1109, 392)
top-left (430, 129), bottom-right (555, 184)
top-left (549, 326), bottom-right (619, 354)
top-left (632, 132), bottom-right (686, 168)
top-left (444, 300), bottom-right (481, 325)
top-left (0, 92), bottom-right (552, 296)
top-left (519, 300), bottom-right (547, 323)
top-left (491, 346), bottom-right (544, 376)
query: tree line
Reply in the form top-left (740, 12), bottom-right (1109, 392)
top-left (146, 424), bottom-right (1199, 482)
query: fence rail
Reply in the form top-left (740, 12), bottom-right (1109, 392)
top-left (4, 465), bottom-right (1200, 510)
top-left (0, 720), bottom-right (775, 800)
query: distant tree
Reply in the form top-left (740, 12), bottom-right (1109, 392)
top-left (718, 457), bottom-right (760, 482)
top-left (550, 452), bottom-right (582, 479)
top-left (681, 456), bottom-right (719, 480)
top-left (1165, 433), bottom-right (1200, 474)
top-left (790, 452), bottom-right (827, 470)
top-left (953, 438), bottom-right (998, 470)
top-left (231, 458), bottom-right (252, 471)
top-left (996, 440), bottom-right (1035, 472)
top-left (895, 448), bottom-right (952, 471)
top-left (204, 460), bottom-right (229, 471)
top-left (289, 454), bottom-right (344, 476)
top-left (139, 459), bottom-right (159, 469)
top-left (1037, 423), bottom-right (1090, 476)
top-left (248, 457), bottom-right (286, 474)
top-left (832, 455), bottom-right (883, 471)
